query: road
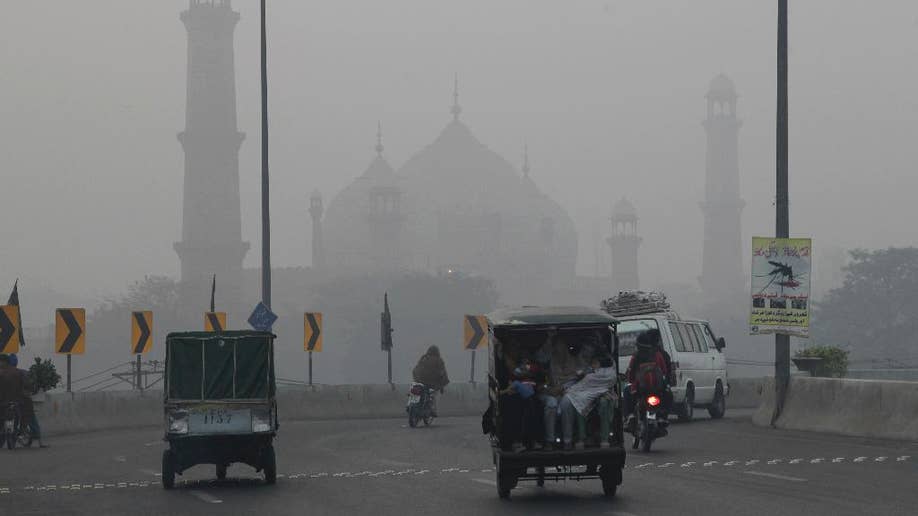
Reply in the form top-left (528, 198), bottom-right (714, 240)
top-left (1, 409), bottom-right (916, 516)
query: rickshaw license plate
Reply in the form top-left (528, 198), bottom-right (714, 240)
top-left (189, 407), bottom-right (251, 434)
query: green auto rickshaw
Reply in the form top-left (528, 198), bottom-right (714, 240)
top-left (161, 331), bottom-right (278, 488)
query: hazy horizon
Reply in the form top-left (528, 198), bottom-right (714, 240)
top-left (3, 0), bottom-right (917, 323)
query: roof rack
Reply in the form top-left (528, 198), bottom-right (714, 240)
top-left (600, 290), bottom-right (678, 318)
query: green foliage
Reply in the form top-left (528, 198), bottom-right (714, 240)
top-left (811, 247), bottom-right (918, 365)
top-left (795, 345), bottom-right (849, 378)
top-left (28, 357), bottom-right (61, 393)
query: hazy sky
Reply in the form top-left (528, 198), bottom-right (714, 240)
top-left (2, 1), bottom-right (917, 322)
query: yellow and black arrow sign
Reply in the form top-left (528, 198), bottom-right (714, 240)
top-left (131, 311), bottom-right (153, 354)
top-left (0, 305), bottom-right (21, 354)
top-left (56, 308), bottom-right (86, 354)
top-left (205, 312), bottom-right (226, 332)
top-left (463, 315), bottom-right (488, 350)
top-left (304, 312), bottom-right (322, 352)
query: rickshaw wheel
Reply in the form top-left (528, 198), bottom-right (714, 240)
top-left (216, 463), bottom-right (227, 480)
top-left (161, 450), bottom-right (176, 489)
top-left (263, 445), bottom-right (277, 485)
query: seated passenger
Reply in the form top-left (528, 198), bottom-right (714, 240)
top-left (541, 334), bottom-right (588, 450)
top-left (560, 355), bottom-right (617, 448)
top-left (498, 359), bottom-right (543, 451)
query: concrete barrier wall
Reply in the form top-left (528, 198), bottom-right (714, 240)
top-left (752, 377), bottom-right (918, 441)
top-left (727, 377), bottom-right (767, 409)
top-left (36, 383), bottom-right (490, 437)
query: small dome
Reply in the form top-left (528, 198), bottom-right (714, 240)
top-left (612, 197), bottom-right (637, 219)
top-left (707, 74), bottom-right (737, 99)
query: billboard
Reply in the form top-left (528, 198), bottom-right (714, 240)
top-left (750, 237), bottom-right (812, 337)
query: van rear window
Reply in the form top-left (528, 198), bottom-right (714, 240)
top-left (617, 319), bottom-right (659, 356)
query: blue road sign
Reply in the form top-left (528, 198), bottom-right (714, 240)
top-left (248, 302), bottom-right (277, 332)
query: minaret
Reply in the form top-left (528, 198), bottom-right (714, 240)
top-left (450, 73), bottom-right (462, 122)
top-left (174, 0), bottom-right (249, 315)
top-left (700, 74), bottom-right (745, 305)
top-left (367, 123), bottom-right (403, 271)
top-left (607, 198), bottom-right (641, 291)
top-left (309, 190), bottom-right (325, 272)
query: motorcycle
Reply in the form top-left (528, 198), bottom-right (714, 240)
top-left (406, 383), bottom-right (435, 428)
top-left (631, 393), bottom-right (668, 452)
top-left (3, 402), bottom-right (32, 450)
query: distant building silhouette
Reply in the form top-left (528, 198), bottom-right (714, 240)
top-left (607, 198), bottom-right (641, 292)
top-left (700, 75), bottom-right (745, 306)
top-left (321, 78), bottom-right (578, 304)
top-left (309, 189), bottom-right (325, 271)
top-left (174, 0), bottom-right (249, 317)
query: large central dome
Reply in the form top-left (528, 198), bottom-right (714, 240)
top-left (322, 97), bottom-right (577, 303)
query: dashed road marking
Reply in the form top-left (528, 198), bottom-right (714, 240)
top-left (188, 490), bottom-right (222, 504)
top-left (470, 478), bottom-right (496, 487)
top-left (745, 471), bottom-right (807, 482)
top-left (853, 457), bottom-right (868, 463)
top-left (832, 458), bottom-right (845, 463)
top-left (897, 456), bottom-right (910, 462)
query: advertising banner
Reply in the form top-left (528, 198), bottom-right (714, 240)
top-left (750, 237), bottom-right (812, 337)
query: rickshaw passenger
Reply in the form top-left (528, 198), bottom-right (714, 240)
top-left (497, 358), bottom-right (543, 451)
top-left (560, 354), bottom-right (617, 447)
top-left (541, 335), bottom-right (588, 450)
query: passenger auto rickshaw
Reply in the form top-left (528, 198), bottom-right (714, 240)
top-left (161, 331), bottom-right (278, 489)
top-left (484, 307), bottom-right (626, 499)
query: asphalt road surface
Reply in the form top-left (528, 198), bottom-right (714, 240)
top-left (2, 409), bottom-right (916, 516)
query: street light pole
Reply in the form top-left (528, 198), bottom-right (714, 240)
top-left (773, 0), bottom-right (791, 425)
top-left (260, 0), bottom-right (272, 311)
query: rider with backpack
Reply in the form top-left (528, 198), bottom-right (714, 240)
top-left (625, 329), bottom-right (670, 432)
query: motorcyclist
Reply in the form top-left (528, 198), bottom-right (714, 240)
top-left (0, 354), bottom-right (26, 435)
top-left (625, 330), bottom-right (670, 433)
top-left (9, 354), bottom-right (46, 448)
top-left (412, 345), bottom-right (450, 417)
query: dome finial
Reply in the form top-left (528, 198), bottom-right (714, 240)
top-left (375, 121), bottom-right (384, 157)
top-left (450, 73), bottom-right (462, 121)
top-left (522, 143), bottom-right (530, 178)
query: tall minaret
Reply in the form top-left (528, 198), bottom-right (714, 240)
top-left (309, 190), bottom-right (325, 272)
top-left (174, 0), bottom-right (249, 315)
top-left (607, 198), bottom-right (641, 292)
top-left (366, 123), bottom-right (403, 271)
top-left (699, 74), bottom-right (745, 305)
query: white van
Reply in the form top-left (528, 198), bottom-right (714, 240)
top-left (617, 312), bottom-right (728, 421)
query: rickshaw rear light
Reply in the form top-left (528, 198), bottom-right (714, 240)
top-left (252, 408), bottom-right (273, 433)
top-left (167, 410), bottom-right (189, 434)
top-left (646, 395), bottom-right (661, 407)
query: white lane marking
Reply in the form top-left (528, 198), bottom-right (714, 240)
top-left (745, 460), bottom-right (759, 466)
top-left (897, 456), bottom-right (910, 462)
top-left (188, 490), bottom-right (223, 504)
top-left (657, 463), bottom-right (674, 468)
top-left (723, 461), bottom-right (738, 466)
top-left (875, 457), bottom-right (887, 462)
top-left (681, 462), bottom-right (695, 468)
top-left (635, 463), bottom-right (654, 469)
top-left (745, 471), bottom-right (807, 482)
top-left (139, 469), bottom-right (159, 477)
top-left (810, 458), bottom-right (824, 464)
top-left (143, 441), bottom-right (161, 447)
top-left (470, 478), bottom-right (496, 487)
top-left (378, 458), bottom-right (413, 467)
top-left (832, 457), bottom-right (845, 463)
top-left (853, 456), bottom-right (868, 463)
top-left (703, 461), bottom-right (718, 467)
top-left (788, 458), bottom-right (803, 464)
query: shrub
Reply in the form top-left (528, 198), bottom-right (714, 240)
top-left (28, 357), bottom-right (62, 393)
top-left (795, 345), bottom-right (849, 378)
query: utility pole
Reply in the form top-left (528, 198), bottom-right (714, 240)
top-left (773, 0), bottom-right (791, 425)
top-left (260, 0), bottom-right (272, 312)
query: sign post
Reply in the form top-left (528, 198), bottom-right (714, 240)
top-left (381, 294), bottom-right (394, 385)
top-left (131, 311), bottom-right (153, 391)
top-left (55, 308), bottom-right (86, 393)
top-left (304, 312), bottom-right (323, 385)
top-left (463, 315), bottom-right (487, 384)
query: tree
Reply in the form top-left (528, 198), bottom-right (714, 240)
top-left (811, 248), bottom-right (918, 366)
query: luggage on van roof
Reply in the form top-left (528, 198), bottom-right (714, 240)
top-left (600, 290), bottom-right (679, 318)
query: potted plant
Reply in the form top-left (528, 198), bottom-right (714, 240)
top-left (793, 345), bottom-right (849, 378)
top-left (28, 357), bottom-right (62, 403)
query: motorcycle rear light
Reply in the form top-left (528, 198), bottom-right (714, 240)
top-left (410, 385), bottom-right (423, 395)
top-left (647, 395), bottom-right (661, 407)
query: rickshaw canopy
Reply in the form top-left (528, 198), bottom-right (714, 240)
top-left (165, 331), bottom-right (276, 401)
